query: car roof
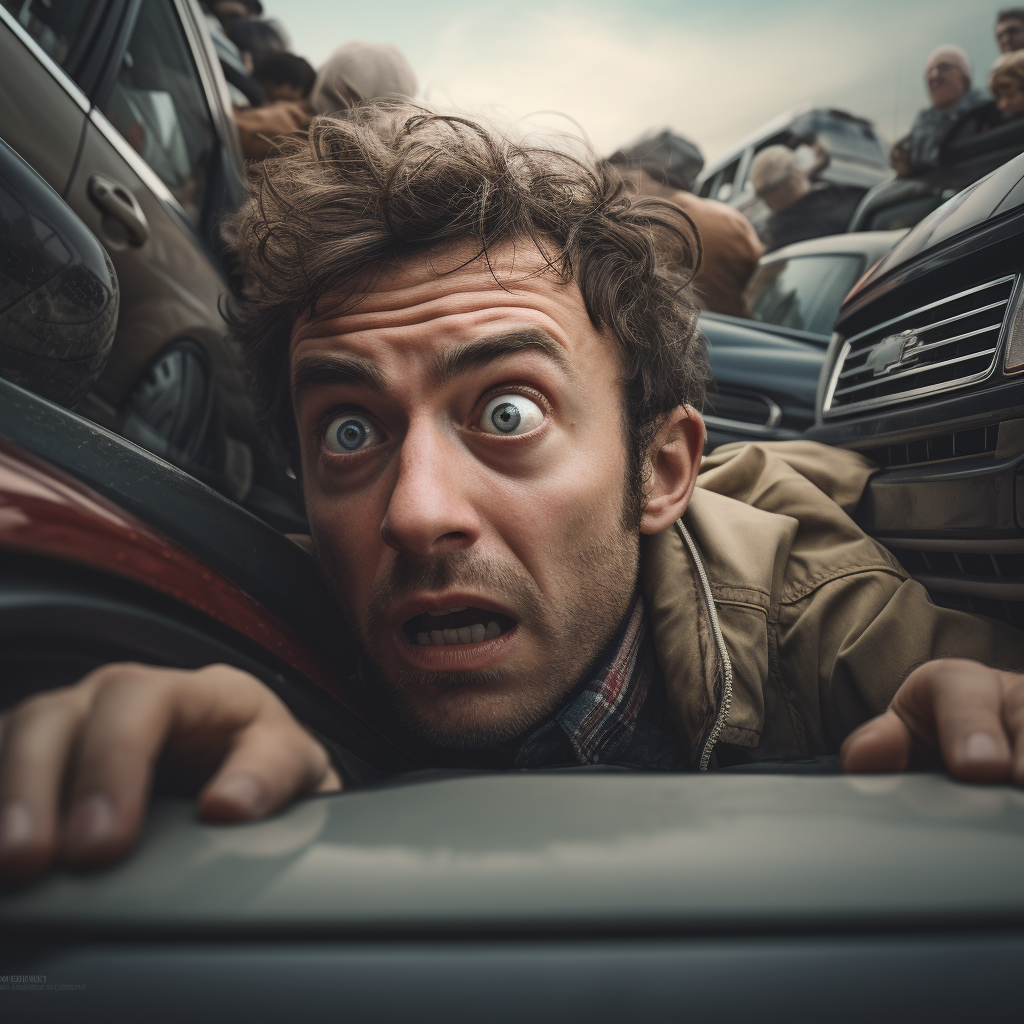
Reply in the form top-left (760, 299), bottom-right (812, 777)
top-left (759, 229), bottom-right (908, 266)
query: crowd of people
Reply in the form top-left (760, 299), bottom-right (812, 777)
top-left (890, 9), bottom-right (1024, 178)
top-left (202, 0), bottom-right (417, 161)
top-left (198, 3), bottom-right (1024, 319)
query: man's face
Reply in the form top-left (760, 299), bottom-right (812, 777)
top-left (926, 60), bottom-right (969, 110)
top-left (997, 18), bottom-right (1024, 53)
top-left (289, 243), bottom-right (642, 748)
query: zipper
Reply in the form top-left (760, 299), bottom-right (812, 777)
top-left (676, 518), bottom-right (733, 770)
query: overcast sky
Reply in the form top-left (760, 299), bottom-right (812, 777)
top-left (265, 0), bottom-right (1000, 162)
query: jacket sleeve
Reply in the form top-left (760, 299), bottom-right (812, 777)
top-left (697, 441), bottom-right (1024, 755)
top-left (773, 570), bottom-right (1024, 752)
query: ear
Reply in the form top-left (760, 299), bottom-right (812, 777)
top-left (640, 405), bottom-right (706, 536)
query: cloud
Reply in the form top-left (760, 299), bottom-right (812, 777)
top-left (413, 0), bottom-right (984, 159)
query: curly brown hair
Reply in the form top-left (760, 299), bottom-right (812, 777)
top-left (228, 103), bottom-right (707, 503)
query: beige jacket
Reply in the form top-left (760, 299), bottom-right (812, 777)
top-left (643, 441), bottom-right (1024, 769)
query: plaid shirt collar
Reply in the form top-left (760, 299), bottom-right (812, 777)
top-left (513, 595), bottom-right (663, 768)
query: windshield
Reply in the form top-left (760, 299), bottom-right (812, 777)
top-left (746, 254), bottom-right (865, 337)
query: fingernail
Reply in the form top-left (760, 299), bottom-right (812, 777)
top-left (962, 732), bottom-right (1002, 763)
top-left (214, 775), bottom-right (265, 814)
top-left (0, 802), bottom-right (33, 855)
top-left (64, 794), bottom-right (115, 849)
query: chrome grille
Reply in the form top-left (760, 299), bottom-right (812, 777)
top-left (822, 276), bottom-right (1017, 417)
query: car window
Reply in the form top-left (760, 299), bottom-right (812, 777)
top-left (713, 157), bottom-right (742, 202)
top-left (2, 0), bottom-right (101, 71)
top-left (746, 254), bottom-right (864, 337)
top-left (101, 0), bottom-right (216, 225)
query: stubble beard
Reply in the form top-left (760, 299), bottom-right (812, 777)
top-left (317, 521), bottom-right (641, 751)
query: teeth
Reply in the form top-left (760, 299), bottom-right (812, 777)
top-left (427, 606), bottom-right (468, 616)
top-left (416, 621), bottom-right (504, 644)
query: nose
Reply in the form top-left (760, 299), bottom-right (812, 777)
top-left (379, 415), bottom-right (482, 557)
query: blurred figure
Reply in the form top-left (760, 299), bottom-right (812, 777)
top-left (254, 52), bottom-right (316, 103)
top-left (996, 8), bottom-right (1024, 54)
top-left (891, 46), bottom-right (988, 177)
top-left (225, 17), bottom-right (288, 72)
top-left (309, 41), bottom-right (417, 114)
top-left (990, 50), bottom-right (1024, 120)
top-left (750, 144), bottom-right (861, 252)
top-left (609, 135), bottom-right (764, 319)
top-left (233, 41), bottom-right (418, 160)
top-left (210, 0), bottom-right (262, 33)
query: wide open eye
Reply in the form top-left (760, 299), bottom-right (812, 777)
top-left (479, 393), bottom-right (544, 436)
top-left (324, 414), bottom-right (382, 453)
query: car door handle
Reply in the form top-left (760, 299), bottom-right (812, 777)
top-left (87, 174), bottom-right (149, 246)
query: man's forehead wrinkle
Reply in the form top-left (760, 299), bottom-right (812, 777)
top-left (428, 328), bottom-right (581, 388)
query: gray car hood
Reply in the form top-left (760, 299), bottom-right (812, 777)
top-left (2, 771), bottom-right (1024, 936)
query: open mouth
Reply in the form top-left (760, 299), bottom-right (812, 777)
top-left (401, 607), bottom-right (517, 646)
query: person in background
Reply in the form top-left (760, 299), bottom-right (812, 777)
top-left (608, 134), bottom-right (764, 319)
top-left (226, 16), bottom-right (289, 72)
top-left (254, 51), bottom-right (317, 103)
top-left (308, 41), bottom-right (417, 115)
top-left (750, 144), bottom-right (861, 253)
top-left (209, 0), bottom-right (263, 33)
top-left (989, 50), bottom-right (1024, 120)
top-left (233, 41), bottom-right (418, 161)
top-left (891, 46), bottom-right (989, 177)
top-left (997, 8), bottom-right (1024, 54)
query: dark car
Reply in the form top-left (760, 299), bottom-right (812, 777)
top-left (0, 0), bottom-right (303, 529)
top-left (699, 230), bottom-right (903, 450)
top-left (811, 153), bottom-right (1024, 629)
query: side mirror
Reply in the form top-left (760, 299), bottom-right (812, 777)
top-left (0, 136), bottom-right (118, 407)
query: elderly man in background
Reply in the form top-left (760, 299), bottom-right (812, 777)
top-left (608, 133), bottom-right (764, 318)
top-left (891, 45), bottom-right (989, 178)
top-left (233, 41), bottom-right (417, 160)
top-left (749, 144), bottom-right (860, 252)
top-left (997, 8), bottom-right (1024, 54)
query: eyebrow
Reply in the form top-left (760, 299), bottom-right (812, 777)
top-left (429, 328), bottom-right (578, 387)
top-left (291, 327), bottom-right (578, 405)
top-left (291, 354), bottom-right (388, 404)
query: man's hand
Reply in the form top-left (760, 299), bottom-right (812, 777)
top-left (841, 659), bottom-right (1024, 785)
top-left (0, 664), bottom-right (341, 884)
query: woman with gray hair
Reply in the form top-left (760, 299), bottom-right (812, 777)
top-left (233, 41), bottom-right (417, 160)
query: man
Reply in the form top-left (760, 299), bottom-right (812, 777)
top-left (234, 41), bottom-right (417, 160)
top-left (2, 106), bottom-right (1024, 885)
top-left (749, 144), bottom-right (860, 252)
top-left (996, 8), bottom-right (1024, 54)
top-left (892, 45), bottom-right (990, 178)
top-left (608, 134), bottom-right (764, 318)
top-left (254, 51), bottom-right (317, 103)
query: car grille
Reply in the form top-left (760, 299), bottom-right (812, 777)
top-left (822, 276), bottom-right (1016, 417)
top-left (858, 423), bottom-right (999, 467)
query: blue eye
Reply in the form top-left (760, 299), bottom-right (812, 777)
top-left (324, 414), bottom-right (382, 453)
top-left (480, 394), bottom-right (545, 435)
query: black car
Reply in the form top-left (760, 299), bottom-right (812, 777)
top-left (811, 152), bottom-right (1024, 629)
top-left (699, 230), bottom-right (903, 450)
